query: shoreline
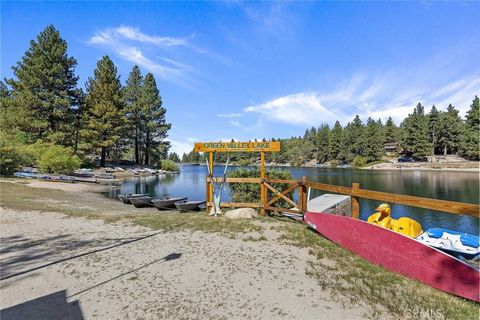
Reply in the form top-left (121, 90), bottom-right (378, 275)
top-left (189, 162), bottom-right (480, 172)
top-left (360, 165), bottom-right (480, 173)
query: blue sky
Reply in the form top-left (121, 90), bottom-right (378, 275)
top-left (2, 1), bottom-right (479, 155)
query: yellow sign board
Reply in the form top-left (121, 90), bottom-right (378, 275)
top-left (194, 141), bottom-right (280, 153)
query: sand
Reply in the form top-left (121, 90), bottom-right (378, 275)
top-left (0, 205), bottom-right (381, 320)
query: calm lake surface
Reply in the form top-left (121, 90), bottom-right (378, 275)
top-left (105, 164), bottom-right (479, 234)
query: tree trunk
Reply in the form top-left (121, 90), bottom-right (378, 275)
top-left (145, 130), bottom-right (150, 166)
top-left (443, 144), bottom-right (447, 155)
top-left (73, 122), bottom-right (80, 155)
top-left (100, 147), bottom-right (106, 167)
top-left (134, 127), bottom-right (139, 164)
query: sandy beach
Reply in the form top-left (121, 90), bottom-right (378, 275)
top-left (0, 180), bottom-right (376, 320)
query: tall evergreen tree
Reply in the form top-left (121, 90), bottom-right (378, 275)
top-left (328, 121), bottom-right (343, 160)
top-left (81, 56), bottom-right (125, 167)
top-left (168, 152), bottom-right (181, 162)
top-left (124, 65), bottom-right (144, 164)
top-left (346, 115), bottom-right (365, 158)
top-left (437, 104), bottom-right (462, 155)
top-left (401, 103), bottom-right (431, 158)
top-left (460, 96), bottom-right (480, 160)
top-left (0, 81), bottom-right (19, 137)
top-left (141, 73), bottom-right (171, 165)
top-left (315, 123), bottom-right (330, 163)
top-left (6, 25), bottom-right (80, 145)
top-left (384, 116), bottom-right (398, 143)
top-left (363, 117), bottom-right (385, 162)
top-left (428, 105), bottom-right (441, 155)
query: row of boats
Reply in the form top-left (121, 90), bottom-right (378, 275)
top-left (14, 172), bottom-right (76, 182)
top-left (119, 193), bottom-right (206, 211)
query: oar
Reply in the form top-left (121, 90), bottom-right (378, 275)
top-left (206, 156), bottom-right (219, 215)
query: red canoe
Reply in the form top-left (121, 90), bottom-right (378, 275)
top-left (304, 211), bottom-right (480, 302)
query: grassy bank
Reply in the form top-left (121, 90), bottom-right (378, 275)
top-left (0, 180), bottom-right (478, 319)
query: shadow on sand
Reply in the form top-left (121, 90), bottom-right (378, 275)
top-left (0, 290), bottom-right (83, 320)
top-left (0, 231), bottom-right (166, 280)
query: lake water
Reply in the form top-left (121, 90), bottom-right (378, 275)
top-left (105, 164), bottom-right (479, 234)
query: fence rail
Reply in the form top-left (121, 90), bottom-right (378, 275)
top-left (206, 176), bottom-right (480, 218)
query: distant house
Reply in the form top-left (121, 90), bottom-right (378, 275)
top-left (383, 142), bottom-right (399, 152)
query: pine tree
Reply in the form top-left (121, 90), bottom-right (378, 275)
top-left (124, 65), bottom-right (144, 164)
top-left (428, 105), bottom-right (440, 155)
top-left (401, 103), bottom-right (431, 158)
top-left (384, 116), bottom-right (397, 143)
top-left (363, 117), bottom-right (385, 162)
top-left (344, 115), bottom-right (364, 159)
top-left (328, 121), bottom-right (343, 160)
top-left (460, 96), bottom-right (480, 160)
top-left (315, 123), bottom-right (330, 163)
top-left (81, 56), bottom-right (125, 167)
top-left (437, 104), bottom-right (463, 155)
top-left (6, 25), bottom-right (80, 145)
top-left (168, 152), bottom-right (181, 162)
top-left (141, 73), bottom-right (171, 166)
top-left (0, 81), bottom-right (20, 137)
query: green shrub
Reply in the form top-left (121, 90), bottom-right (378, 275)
top-left (0, 146), bottom-right (22, 175)
top-left (352, 155), bottom-right (367, 168)
top-left (15, 141), bottom-right (53, 166)
top-left (159, 159), bottom-right (180, 172)
top-left (228, 168), bottom-right (293, 208)
top-left (236, 158), bottom-right (253, 166)
top-left (37, 145), bottom-right (81, 174)
top-left (329, 160), bottom-right (339, 168)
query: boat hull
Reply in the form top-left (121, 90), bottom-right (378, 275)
top-left (304, 212), bottom-right (480, 302)
top-left (118, 194), bottom-right (148, 204)
top-left (129, 197), bottom-right (154, 208)
top-left (152, 197), bottom-right (187, 210)
top-left (174, 201), bottom-right (206, 212)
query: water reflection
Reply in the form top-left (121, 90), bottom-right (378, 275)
top-left (105, 165), bottom-right (479, 234)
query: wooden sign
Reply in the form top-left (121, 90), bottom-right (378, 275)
top-left (194, 141), bottom-right (280, 153)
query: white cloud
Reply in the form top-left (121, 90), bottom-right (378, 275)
top-left (217, 113), bottom-right (243, 118)
top-left (168, 139), bottom-right (194, 156)
top-left (88, 26), bottom-right (191, 82)
top-left (244, 92), bottom-right (342, 126)
top-left (242, 71), bottom-right (480, 128)
top-left (114, 26), bottom-right (187, 46)
top-left (229, 120), bottom-right (245, 128)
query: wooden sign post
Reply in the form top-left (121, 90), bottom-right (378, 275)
top-left (194, 141), bottom-right (281, 214)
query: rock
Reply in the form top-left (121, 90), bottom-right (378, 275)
top-left (225, 208), bottom-right (258, 219)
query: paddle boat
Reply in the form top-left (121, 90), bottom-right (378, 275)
top-left (366, 204), bottom-right (479, 260)
top-left (367, 203), bottom-right (423, 238)
top-left (416, 228), bottom-right (479, 260)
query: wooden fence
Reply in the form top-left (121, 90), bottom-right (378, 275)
top-left (206, 176), bottom-right (480, 218)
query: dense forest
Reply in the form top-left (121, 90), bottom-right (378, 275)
top-left (180, 98), bottom-right (479, 166)
top-left (0, 25), bottom-right (170, 173)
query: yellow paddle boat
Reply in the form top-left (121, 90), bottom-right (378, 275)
top-left (367, 203), bottom-right (422, 238)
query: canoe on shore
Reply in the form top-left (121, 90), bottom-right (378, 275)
top-left (129, 196), bottom-right (155, 208)
top-left (304, 211), bottom-right (480, 302)
top-left (37, 175), bottom-right (75, 183)
top-left (152, 197), bottom-right (187, 210)
top-left (118, 193), bottom-right (148, 204)
top-left (174, 200), bottom-right (206, 212)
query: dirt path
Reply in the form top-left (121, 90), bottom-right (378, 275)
top-left (0, 207), bottom-right (376, 320)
